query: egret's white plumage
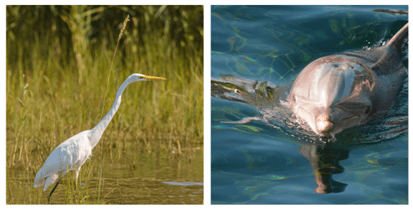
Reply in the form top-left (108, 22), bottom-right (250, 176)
top-left (33, 130), bottom-right (92, 191)
top-left (33, 73), bottom-right (165, 196)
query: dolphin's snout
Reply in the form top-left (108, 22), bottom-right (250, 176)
top-left (316, 114), bottom-right (334, 135)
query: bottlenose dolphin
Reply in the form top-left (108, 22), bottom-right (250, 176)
top-left (212, 23), bottom-right (408, 139)
top-left (288, 23), bottom-right (408, 137)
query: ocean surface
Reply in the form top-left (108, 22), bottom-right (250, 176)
top-left (211, 5), bottom-right (408, 204)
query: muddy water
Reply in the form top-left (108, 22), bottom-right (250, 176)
top-left (7, 147), bottom-right (203, 204)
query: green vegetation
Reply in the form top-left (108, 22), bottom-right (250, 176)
top-left (6, 5), bottom-right (203, 204)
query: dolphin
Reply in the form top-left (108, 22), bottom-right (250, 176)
top-left (288, 23), bottom-right (408, 137)
top-left (212, 23), bottom-right (408, 139)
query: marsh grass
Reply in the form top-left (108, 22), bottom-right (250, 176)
top-left (6, 5), bottom-right (203, 204)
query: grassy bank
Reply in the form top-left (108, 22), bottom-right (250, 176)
top-left (6, 5), bottom-right (203, 204)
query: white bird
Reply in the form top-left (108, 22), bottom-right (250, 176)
top-left (33, 73), bottom-right (166, 201)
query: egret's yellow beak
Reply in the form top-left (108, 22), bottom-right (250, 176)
top-left (141, 75), bottom-right (167, 80)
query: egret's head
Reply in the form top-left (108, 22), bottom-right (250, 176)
top-left (288, 56), bottom-right (376, 137)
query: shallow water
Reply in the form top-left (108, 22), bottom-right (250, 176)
top-left (211, 5), bottom-right (408, 204)
top-left (7, 147), bottom-right (203, 204)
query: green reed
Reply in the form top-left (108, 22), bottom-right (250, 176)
top-left (6, 5), bottom-right (203, 204)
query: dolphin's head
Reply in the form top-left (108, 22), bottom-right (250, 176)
top-left (288, 56), bottom-right (377, 137)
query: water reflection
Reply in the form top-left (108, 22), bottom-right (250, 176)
top-left (164, 181), bottom-right (204, 186)
top-left (298, 144), bottom-right (348, 194)
top-left (7, 147), bottom-right (203, 204)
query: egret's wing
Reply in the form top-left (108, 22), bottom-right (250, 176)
top-left (33, 131), bottom-right (92, 189)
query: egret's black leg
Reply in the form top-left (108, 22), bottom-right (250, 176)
top-left (47, 178), bottom-right (61, 202)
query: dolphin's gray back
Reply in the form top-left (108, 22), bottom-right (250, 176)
top-left (338, 45), bottom-right (406, 76)
top-left (338, 23), bottom-right (408, 76)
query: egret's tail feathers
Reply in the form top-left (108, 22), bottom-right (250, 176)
top-left (33, 168), bottom-right (60, 191)
top-left (43, 174), bottom-right (60, 191)
top-left (33, 180), bottom-right (44, 188)
top-left (33, 169), bottom-right (45, 188)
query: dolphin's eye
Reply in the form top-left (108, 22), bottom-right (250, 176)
top-left (364, 106), bottom-right (371, 115)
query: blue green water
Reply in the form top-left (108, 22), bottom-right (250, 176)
top-left (211, 5), bottom-right (408, 204)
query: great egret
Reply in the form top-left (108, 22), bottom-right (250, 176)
top-left (33, 73), bottom-right (166, 201)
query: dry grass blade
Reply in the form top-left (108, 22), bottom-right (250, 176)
top-left (101, 14), bottom-right (130, 115)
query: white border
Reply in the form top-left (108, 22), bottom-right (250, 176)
top-left (2, 1), bottom-right (412, 209)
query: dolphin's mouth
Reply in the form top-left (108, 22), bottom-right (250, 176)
top-left (305, 110), bottom-right (362, 136)
top-left (338, 113), bottom-right (364, 128)
top-left (292, 94), bottom-right (367, 137)
top-left (341, 115), bottom-right (359, 121)
top-left (320, 115), bottom-right (361, 136)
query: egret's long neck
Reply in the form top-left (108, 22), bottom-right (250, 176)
top-left (89, 77), bottom-right (137, 148)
